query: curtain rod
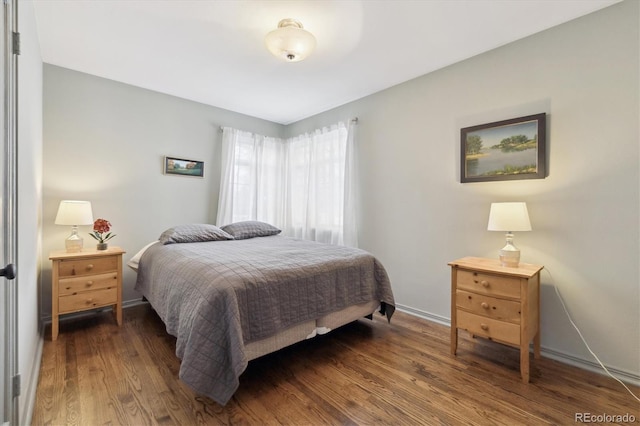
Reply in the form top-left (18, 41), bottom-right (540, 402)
top-left (219, 117), bottom-right (358, 132)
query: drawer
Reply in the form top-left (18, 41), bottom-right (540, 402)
top-left (456, 310), bottom-right (520, 346)
top-left (457, 270), bottom-right (520, 299)
top-left (58, 272), bottom-right (118, 296)
top-left (456, 290), bottom-right (521, 323)
top-left (59, 287), bottom-right (117, 314)
top-left (57, 256), bottom-right (118, 277)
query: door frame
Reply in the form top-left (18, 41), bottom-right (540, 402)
top-left (2, 0), bottom-right (18, 424)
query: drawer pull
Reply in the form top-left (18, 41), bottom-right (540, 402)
top-left (481, 280), bottom-right (489, 288)
top-left (480, 324), bottom-right (489, 331)
top-left (86, 298), bottom-right (93, 304)
top-left (86, 264), bottom-right (94, 270)
top-left (481, 302), bottom-right (489, 309)
top-left (86, 281), bottom-right (93, 287)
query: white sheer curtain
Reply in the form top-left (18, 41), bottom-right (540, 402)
top-left (217, 120), bottom-right (358, 247)
top-left (342, 121), bottom-right (359, 247)
top-left (217, 127), bottom-right (285, 227)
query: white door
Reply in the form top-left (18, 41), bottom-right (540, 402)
top-left (1, 0), bottom-right (18, 424)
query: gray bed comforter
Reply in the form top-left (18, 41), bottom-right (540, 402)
top-left (134, 235), bottom-right (395, 405)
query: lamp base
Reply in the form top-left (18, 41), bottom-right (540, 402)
top-left (65, 226), bottom-right (83, 253)
top-left (499, 232), bottom-right (520, 267)
top-left (499, 249), bottom-right (520, 268)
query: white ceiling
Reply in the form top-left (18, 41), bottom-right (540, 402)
top-left (33, 0), bottom-right (620, 125)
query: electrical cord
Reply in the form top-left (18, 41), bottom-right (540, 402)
top-left (545, 268), bottom-right (640, 402)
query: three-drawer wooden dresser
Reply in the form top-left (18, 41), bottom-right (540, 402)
top-left (449, 256), bottom-right (543, 382)
top-left (49, 246), bottom-right (125, 340)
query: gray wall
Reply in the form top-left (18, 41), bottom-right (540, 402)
top-left (19, 1), bottom-right (44, 423)
top-left (42, 0), bottom-right (639, 381)
top-left (42, 65), bottom-right (285, 313)
top-left (287, 1), bottom-right (639, 379)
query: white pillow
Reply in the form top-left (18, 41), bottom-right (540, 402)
top-left (127, 241), bottom-right (159, 271)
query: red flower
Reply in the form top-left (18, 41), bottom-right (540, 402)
top-left (93, 218), bottom-right (111, 234)
top-left (89, 218), bottom-right (116, 243)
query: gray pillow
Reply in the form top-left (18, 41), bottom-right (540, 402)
top-left (159, 224), bottom-right (234, 244)
top-left (220, 221), bottom-right (281, 240)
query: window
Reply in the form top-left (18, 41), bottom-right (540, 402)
top-left (217, 122), bottom-right (357, 246)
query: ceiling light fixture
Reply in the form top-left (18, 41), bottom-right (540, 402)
top-left (265, 18), bottom-right (316, 63)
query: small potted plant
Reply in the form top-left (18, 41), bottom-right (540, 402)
top-left (90, 218), bottom-right (116, 250)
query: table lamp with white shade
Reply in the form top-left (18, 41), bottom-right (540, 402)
top-left (55, 200), bottom-right (94, 252)
top-left (487, 202), bottom-right (531, 267)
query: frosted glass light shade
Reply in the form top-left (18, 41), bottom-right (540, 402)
top-left (487, 202), bottom-right (531, 267)
top-left (265, 18), bottom-right (316, 62)
top-left (55, 200), bottom-right (94, 252)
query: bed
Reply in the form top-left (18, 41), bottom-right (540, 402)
top-left (131, 222), bottom-right (395, 405)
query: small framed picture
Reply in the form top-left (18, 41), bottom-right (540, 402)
top-left (163, 156), bottom-right (204, 178)
top-left (460, 113), bottom-right (546, 183)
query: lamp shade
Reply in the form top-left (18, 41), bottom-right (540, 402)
top-left (487, 202), bottom-right (531, 232)
top-left (265, 18), bottom-right (316, 62)
top-left (54, 200), bottom-right (94, 226)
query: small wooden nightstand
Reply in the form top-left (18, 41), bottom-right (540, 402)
top-left (49, 246), bottom-right (125, 340)
top-left (449, 256), bottom-right (543, 383)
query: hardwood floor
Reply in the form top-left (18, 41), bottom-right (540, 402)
top-left (32, 304), bottom-right (639, 425)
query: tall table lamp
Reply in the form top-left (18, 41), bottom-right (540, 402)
top-left (55, 200), bottom-right (94, 252)
top-left (487, 202), bottom-right (531, 267)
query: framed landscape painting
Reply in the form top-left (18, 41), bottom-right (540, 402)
top-left (163, 156), bottom-right (204, 178)
top-left (460, 113), bottom-right (546, 183)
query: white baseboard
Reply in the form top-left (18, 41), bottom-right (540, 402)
top-left (540, 347), bottom-right (640, 387)
top-left (22, 323), bottom-right (44, 426)
top-left (40, 298), bottom-right (149, 324)
top-left (396, 303), bottom-right (450, 327)
top-left (395, 304), bottom-right (640, 387)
